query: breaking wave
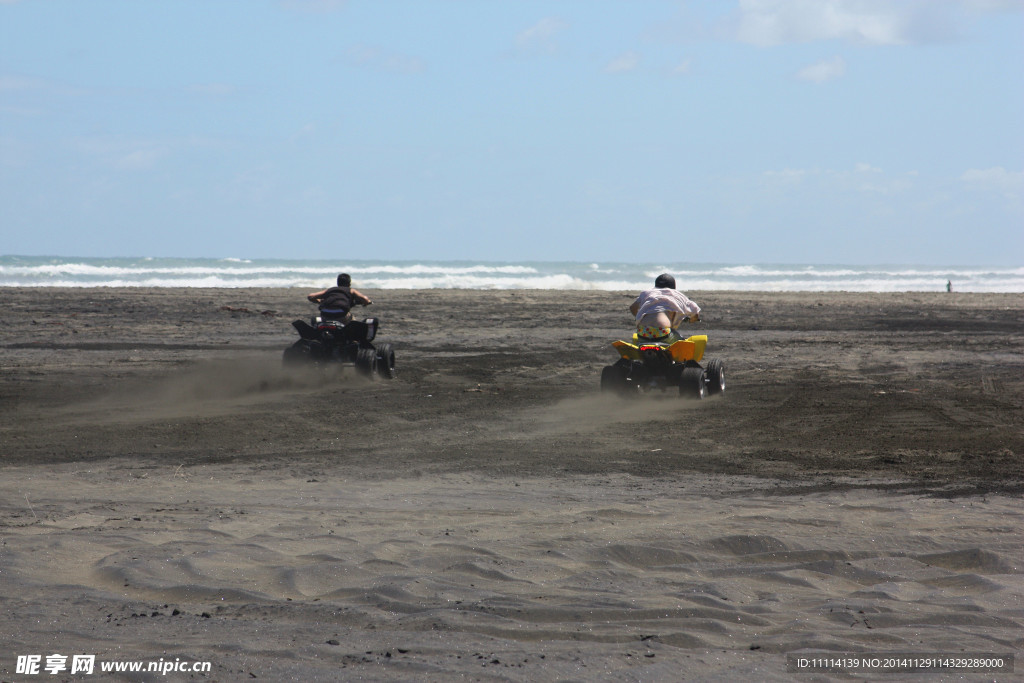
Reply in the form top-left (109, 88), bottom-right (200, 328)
top-left (1, 257), bottom-right (1020, 292)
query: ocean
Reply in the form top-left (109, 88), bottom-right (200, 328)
top-left (1, 256), bottom-right (1021, 292)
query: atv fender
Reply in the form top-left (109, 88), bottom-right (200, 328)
top-left (292, 319), bottom-right (318, 340)
top-left (672, 335), bottom-right (706, 362)
top-left (612, 334), bottom-right (706, 363)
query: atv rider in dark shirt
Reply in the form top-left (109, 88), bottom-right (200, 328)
top-left (307, 273), bottom-right (372, 322)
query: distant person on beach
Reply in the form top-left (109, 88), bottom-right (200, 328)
top-left (307, 273), bottom-right (372, 322)
top-left (946, 280), bottom-right (953, 293)
top-left (629, 273), bottom-right (701, 341)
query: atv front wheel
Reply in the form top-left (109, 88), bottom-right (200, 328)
top-left (680, 365), bottom-right (707, 400)
top-left (706, 358), bottom-right (725, 395)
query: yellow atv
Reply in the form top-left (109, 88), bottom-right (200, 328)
top-left (601, 331), bottom-right (724, 400)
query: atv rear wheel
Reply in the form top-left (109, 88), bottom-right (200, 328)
top-left (601, 363), bottom-right (638, 396)
top-left (355, 346), bottom-right (377, 378)
top-left (601, 364), bottom-right (624, 392)
top-left (706, 358), bottom-right (725, 395)
top-left (680, 365), bottom-right (707, 400)
top-left (376, 343), bottom-right (396, 379)
top-left (283, 340), bottom-right (312, 366)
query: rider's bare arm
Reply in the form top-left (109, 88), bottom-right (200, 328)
top-left (307, 289), bottom-right (328, 303)
top-left (351, 288), bottom-right (373, 306)
top-left (673, 310), bottom-right (700, 324)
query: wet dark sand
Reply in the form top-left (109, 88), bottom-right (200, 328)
top-left (1, 288), bottom-right (1022, 680)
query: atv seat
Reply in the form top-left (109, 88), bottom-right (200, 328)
top-left (320, 308), bottom-right (351, 323)
top-left (634, 330), bottom-right (681, 344)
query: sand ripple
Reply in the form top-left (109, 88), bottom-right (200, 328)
top-left (2, 463), bottom-right (1021, 679)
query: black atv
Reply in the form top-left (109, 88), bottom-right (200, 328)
top-left (284, 314), bottom-right (395, 379)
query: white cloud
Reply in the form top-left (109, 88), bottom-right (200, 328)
top-left (671, 59), bottom-right (693, 76)
top-left (961, 0), bottom-right (1024, 11)
top-left (0, 104), bottom-right (40, 116)
top-left (961, 167), bottom-right (1024, 198)
top-left (797, 56), bottom-right (847, 82)
top-left (762, 168), bottom-right (808, 186)
top-left (344, 45), bottom-right (425, 74)
top-left (731, 0), bottom-right (970, 46)
top-left (761, 164), bottom-right (916, 195)
top-left (188, 83), bottom-right (238, 97)
top-left (0, 75), bottom-right (45, 91)
top-left (280, 0), bottom-right (346, 13)
top-left (115, 147), bottom-right (167, 171)
top-left (0, 73), bottom-right (91, 98)
top-left (605, 51), bottom-right (641, 74)
top-left (515, 17), bottom-right (568, 55)
top-left (73, 137), bottom-right (168, 171)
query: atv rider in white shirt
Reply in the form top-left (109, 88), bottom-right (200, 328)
top-left (629, 273), bottom-right (701, 342)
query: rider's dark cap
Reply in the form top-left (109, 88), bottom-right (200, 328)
top-left (654, 273), bottom-right (675, 289)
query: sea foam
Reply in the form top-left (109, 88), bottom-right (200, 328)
top-left (0, 257), bottom-right (1019, 292)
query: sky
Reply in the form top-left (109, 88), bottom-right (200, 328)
top-left (1, 0), bottom-right (1022, 265)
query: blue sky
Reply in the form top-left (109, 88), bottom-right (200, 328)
top-left (1, 0), bottom-right (1021, 264)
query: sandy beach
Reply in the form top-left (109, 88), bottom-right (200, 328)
top-left (1, 288), bottom-right (1022, 681)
